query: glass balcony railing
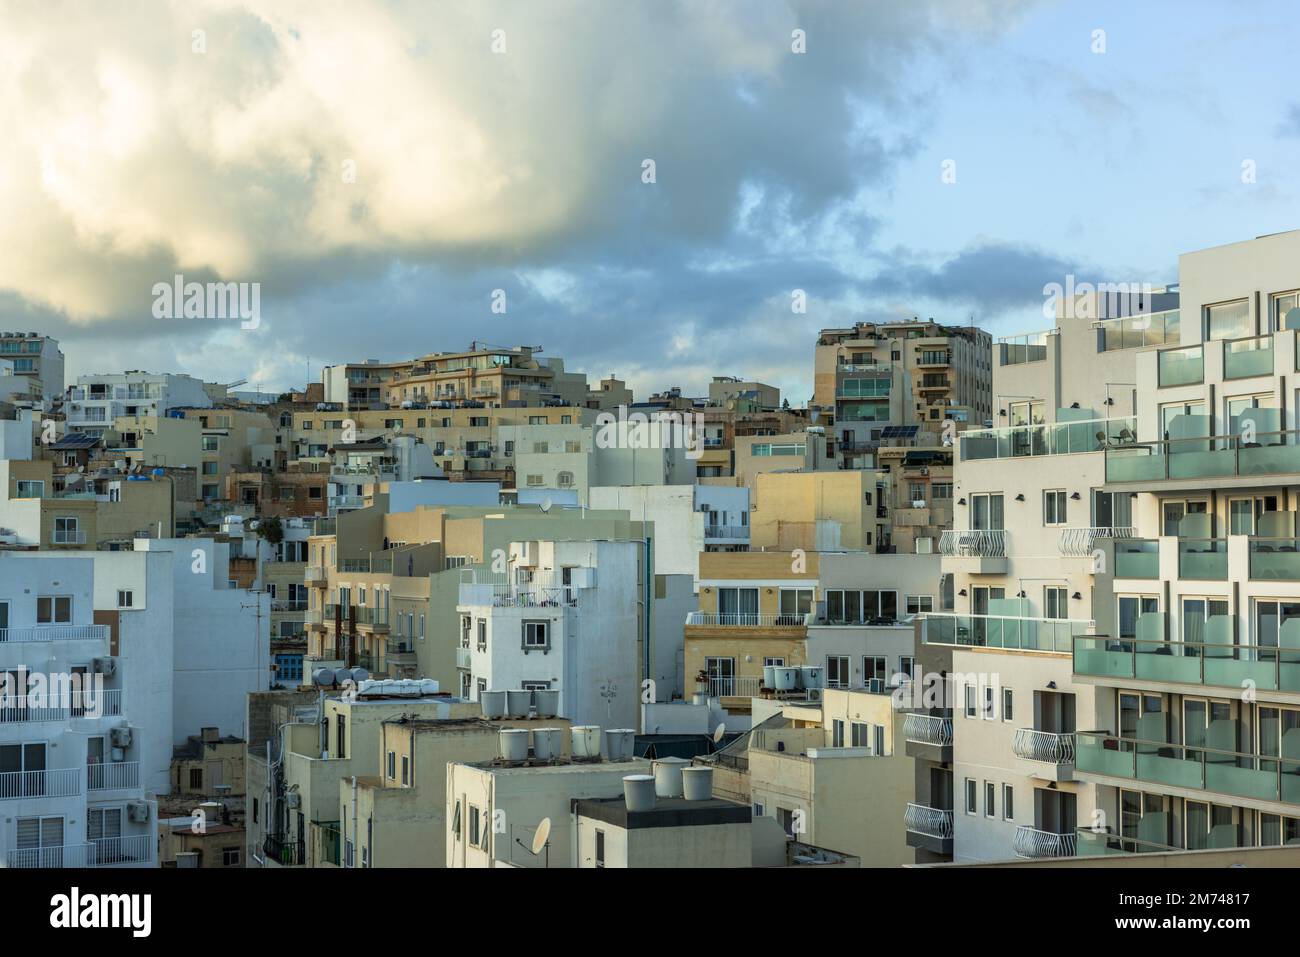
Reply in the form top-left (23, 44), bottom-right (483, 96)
top-left (1177, 538), bottom-right (1228, 580)
top-left (1157, 344), bottom-right (1204, 387)
top-left (1075, 732), bottom-right (1300, 807)
top-left (1073, 635), bottom-right (1300, 693)
top-left (922, 613), bottom-right (1092, 653)
top-left (1250, 538), bottom-right (1300, 580)
top-left (1113, 539), bottom-right (1159, 578)
top-left (1096, 309), bottom-right (1180, 352)
top-left (1075, 828), bottom-right (1183, 857)
top-left (1106, 429), bottom-right (1300, 484)
top-left (1223, 335), bottom-right (1275, 379)
top-left (998, 332), bottom-right (1050, 366)
top-left (959, 416), bottom-right (1135, 462)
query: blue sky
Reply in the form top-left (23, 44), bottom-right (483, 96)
top-left (2, 0), bottom-right (1298, 405)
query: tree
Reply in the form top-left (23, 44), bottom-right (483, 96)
top-left (256, 515), bottom-right (284, 546)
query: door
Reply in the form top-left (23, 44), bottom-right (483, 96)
top-left (704, 657), bottom-right (735, 696)
top-left (88, 807), bottom-right (123, 863)
top-left (0, 743), bottom-right (46, 798)
top-left (16, 816), bottom-right (65, 867)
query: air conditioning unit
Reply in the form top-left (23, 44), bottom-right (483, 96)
top-left (911, 500), bottom-right (927, 508)
top-left (110, 726), bottom-right (133, 748)
top-left (91, 657), bottom-right (117, 677)
top-left (128, 801), bottom-right (151, 822)
top-left (867, 678), bottom-right (885, 694)
top-left (804, 688), bottom-right (823, 702)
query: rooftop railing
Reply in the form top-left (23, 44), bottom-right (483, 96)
top-left (960, 416), bottom-right (1136, 461)
top-left (922, 612), bottom-right (1093, 654)
top-left (1096, 309), bottom-right (1180, 352)
top-left (1105, 428), bottom-right (1300, 484)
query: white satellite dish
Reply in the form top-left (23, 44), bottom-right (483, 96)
top-left (532, 817), bottom-right (552, 856)
top-left (713, 723), bottom-right (726, 743)
top-left (539, 498), bottom-right (552, 513)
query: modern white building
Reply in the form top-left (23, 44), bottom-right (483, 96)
top-left (0, 552), bottom-right (159, 868)
top-left (0, 332), bottom-right (63, 401)
top-left (65, 371), bottom-right (212, 436)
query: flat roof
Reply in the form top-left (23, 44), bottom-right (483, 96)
top-left (573, 796), bottom-right (750, 830)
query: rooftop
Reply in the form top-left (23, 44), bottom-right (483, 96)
top-left (573, 795), bottom-right (750, 830)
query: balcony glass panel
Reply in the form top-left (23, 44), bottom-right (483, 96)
top-left (1157, 345), bottom-right (1203, 387)
top-left (1223, 336), bottom-right (1274, 379)
top-left (1075, 734), bottom-right (1134, 778)
top-left (1135, 747), bottom-right (1204, 789)
top-left (1240, 440), bottom-right (1300, 475)
top-left (1134, 641), bottom-right (1200, 683)
top-left (1250, 539), bottom-right (1300, 580)
top-left (1178, 539), bottom-right (1228, 580)
top-left (1114, 539), bottom-right (1159, 578)
top-left (1073, 636), bottom-right (1134, 678)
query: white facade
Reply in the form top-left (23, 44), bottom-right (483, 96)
top-left (65, 372), bottom-right (211, 434)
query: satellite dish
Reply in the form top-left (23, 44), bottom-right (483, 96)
top-left (713, 723), bottom-right (726, 744)
top-left (531, 817), bottom-right (552, 856)
top-left (539, 498), bottom-right (552, 513)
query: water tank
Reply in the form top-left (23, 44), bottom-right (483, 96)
top-left (480, 690), bottom-right (507, 719)
top-left (763, 665), bottom-right (776, 689)
top-left (499, 728), bottom-right (530, 763)
top-left (681, 765), bottom-right (714, 801)
top-left (652, 757), bottom-right (690, 797)
top-left (531, 727), bottom-right (563, 761)
top-left (772, 667), bottom-right (799, 691)
top-left (691, 692), bottom-right (708, 706)
top-left (623, 774), bottom-right (656, 812)
top-left (533, 689), bottom-right (560, 718)
top-left (312, 668), bottom-right (337, 687)
top-left (419, 678), bottom-right (439, 696)
top-left (604, 728), bottom-right (635, 762)
top-left (798, 666), bottom-right (824, 690)
top-left (506, 689), bottom-right (533, 718)
top-left (357, 678), bottom-right (381, 696)
top-left (570, 725), bottom-right (601, 760)
top-left (348, 667), bottom-right (371, 684)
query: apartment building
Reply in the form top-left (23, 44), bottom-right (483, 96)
top-left (0, 331), bottom-right (63, 401)
top-left (707, 376), bottom-right (781, 410)
top-left (65, 372), bottom-right (212, 435)
top-left (813, 319), bottom-right (993, 467)
top-left (0, 552), bottom-right (160, 868)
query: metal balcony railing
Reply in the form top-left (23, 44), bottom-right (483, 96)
top-left (903, 713), bottom-right (952, 747)
top-left (704, 525), bottom-right (749, 539)
top-left (685, 612), bottom-right (813, 627)
top-left (1013, 826), bottom-right (1077, 859)
top-left (5, 843), bottom-right (97, 868)
top-left (939, 529), bottom-right (1007, 557)
top-left (263, 835), bottom-right (306, 865)
top-left (1012, 728), bottom-right (1076, 764)
top-left (87, 761), bottom-right (139, 791)
top-left (93, 834), bottom-right (152, 865)
top-left (700, 676), bottom-right (763, 698)
top-left (1058, 526), bottom-right (1137, 557)
top-left (0, 623), bottom-right (109, 643)
top-left (52, 530), bottom-right (87, 545)
top-left (0, 690), bottom-right (123, 723)
top-left (904, 803), bottom-right (953, 839)
top-left (0, 768), bottom-right (82, 800)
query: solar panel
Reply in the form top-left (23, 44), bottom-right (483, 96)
top-left (879, 425), bottom-right (918, 439)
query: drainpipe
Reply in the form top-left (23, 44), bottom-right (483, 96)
top-left (351, 775), bottom-right (359, 868)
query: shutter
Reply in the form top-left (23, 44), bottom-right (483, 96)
top-left (42, 817), bottom-right (64, 848)
top-left (16, 817), bottom-right (39, 849)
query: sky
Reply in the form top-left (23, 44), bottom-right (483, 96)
top-left (3, 0), bottom-right (1299, 405)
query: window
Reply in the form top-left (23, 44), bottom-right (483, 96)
top-left (862, 656), bottom-right (887, 689)
top-left (189, 768), bottom-right (203, 790)
top-left (1044, 586), bottom-right (1068, 620)
top-left (202, 435), bottom-right (220, 451)
top-left (983, 686), bottom-right (995, 720)
top-left (906, 596), bottom-right (933, 615)
top-left (1002, 785), bottom-right (1014, 821)
top-left (386, 750), bottom-right (396, 780)
top-left (825, 656), bottom-right (851, 689)
top-left (1043, 489), bottom-right (1067, 525)
top-left (477, 619), bottom-right (487, 651)
top-left (53, 517), bottom-right (80, 544)
top-left (1205, 300), bottom-right (1251, 341)
top-left (469, 806), bottom-right (481, 847)
top-left (897, 656), bottom-right (915, 682)
top-left (37, 596), bottom-right (72, 623)
top-left (964, 683), bottom-right (976, 718)
top-left (932, 482), bottom-right (953, 499)
top-left (461, 616), bottom-right (471, 648)
top-left (778, 588), bottom-right (813, 624)
top-left (252, 798), bottom-right (258, 824)
top-left (1271, 291), bottom-right (1300, 331)
top-left (222, 847), bottom-right (241, 866)
top-left (117, 590), bottom-right (133, 608)
top-left (965, 778), bottom-right (977, 814)
top-left (1002, 688), bottom-right (1014, 723)
top-left (522, 620), bottom-right (549, 650)
top-left (832, 719), bottom-right (845, 748)
top-left (14, 480), bottom-right (44, 498)
top-left (336, 714), bottom-right (347, 759)
top-left (850, 721), bottom-right (869, 748)
top-left (763, 657), bottom-right (785, 667)
top-left (985, 781), bottom-right (996, 818)
top-left (595, 829), bottom-right (605, 868)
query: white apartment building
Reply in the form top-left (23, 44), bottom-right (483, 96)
top-left (0, 552), bottom-right (158, 869)
top-left (457, 539), bottom-right (642, 729)
top-left (328, 436), bottom-right (439, 514)
top-left (65, 371), bottom-right (212, 435)
top-left (0, 332), bottom-right (63, 401)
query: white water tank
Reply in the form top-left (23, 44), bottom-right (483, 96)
top-left (692, 692), bottom-right (708, 706)
top-left (604, 728), bottom-right (635, 762)
top-left (652, 756), bottom-right (690, 797)
top-left (480, 690), bottom-right (507, 719)
top-left (500, 728), bottom-right (530, 763)
top-left (681, 765), bottom-right (713, 801)
top-left (571, 726), bottom-right (601, 759)
top-left (772, 667), bottom-right (799, 691)
top-left (623, 774), bottom-right (656, 812)
top-left (532, 727), bottom-right (563, 761)
top-left (533, 689), bottom-right (560, 718)
top-left (419, 678), bottom-right (439, 696)
top-left (507, 689), bottom-right (533, 718)
top-left (798, 666), bottom-right (824, 690)
top-left (763, 665), bottom-right (776, 689)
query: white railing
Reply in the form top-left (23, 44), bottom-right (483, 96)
top-left (939, 529), bottom-right (1007, 557)
top-left (273, 600), bottom-right (309, 612)
top-left (5, 843), bottom-right (97, 868)
top-left (903, 713), bottom-right (952, 746)
top-left (685, 612), bottom-right (813, 627)
top-left (1058, 526), bottom-right (1137, 557)
top-left (701, 676), bottom-right (763, 698)
top-left (704, 525), bottom-right (750, 539)
top-left (0, 768), bottom-right (82, 800)
top-left (1012, 728), bottom-right (1076, 764)
top-left (52, 530), bottom-right (87, 545)
top-left (87, 761), bottom-right (139, 791)
top-left (0, 690), bottom-right (123, 723)
top-left (904, 803), bottom-right (953, 839)
top-left (93, 834), bottom-right (152, 866)
top-left (305, 566), bottom-right (328, 584)
top-left (1013, 825), bottom-right (1077, 859)
top-left (0, 624), bottom-right (109, 644)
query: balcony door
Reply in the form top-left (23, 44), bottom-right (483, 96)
top-left (717, 587), bottom-right (758, 625)
top-left (1185, 801), bottom-right (1236, 851)
top-left (1034, 787), bottom-right (1076, 836)
top-left (16, 815), bottom-right (65, 867)
top-left (970, 494), bottom-right (1004, 531)
top-left (88, 807), bottom-right (123, 863)
top-left (971, 586), bottom-right (1004, 645)
top-left (704, 657), bottom-right (735, 696)
top-left (0, 743), bottom-right (46, 797)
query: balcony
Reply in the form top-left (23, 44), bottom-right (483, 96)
top-left (0, 690), bottom-right (123, 723)
top-left (904, 803), bottom-right (954, 855)
top-left (93, 834), bottom-right (153, 866)
top-left (456, 646), bottom-right (472, 670)
top-left (1178, 538), bottom-right (1227, 580)
top-left (1073, 635), bottom-right (1300, 695)
top-left (959, 417), bottom-right (1136, 463)
top-left (1075, 828), bottom-right (1184, 857)
top-left (5, 843), bottom-right (97, 868)
top-left (272, 599), bottom-right (309, 612)
top-left (0, 767), bottom-right (82, 800)
top-left (1058, 526), bottom-right (1137, 557)
top-left (0, 623), bottom-right (109, 644)
top-left (704, 525), bottom-right (749, 540)
top-left (51, 530), bottom-right (87, 545)
top-left (938, 529), bottom-right (1008, 574)
top-left (305, 565), bottom-right (328, 587)
top-left (685, 612), bottom-right (812, 628)
top-left (1012, 826), bottom-right (1077, 859)
top-left (1156, 344), bottom-right (1204, 387)
top-left (263, 834), bottom-right (306, 866)
top-left (700, 675), bottom-right (763, 698)
top-left (87, 761), bottom-right (139, 792)
top-left (921, 613), bottom-right (1089, 654)
top-left (903, 712), bottom-right (952, 763)
top-left (1249, 538), bottom-right (1300, 580)
top-left (1113, 539), bottom-right (1159, 578)
top-left (1096, 309), bottom-right (1180, 352)
top-left (1105, 429), bottom-right (1300, 488)
top-left (1076, 732), bottom-right (1300, 807)
top-left (1012, 728), bottom-right (1076, 781)
top-left (1223, 334), bottom-right (1274, 380)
